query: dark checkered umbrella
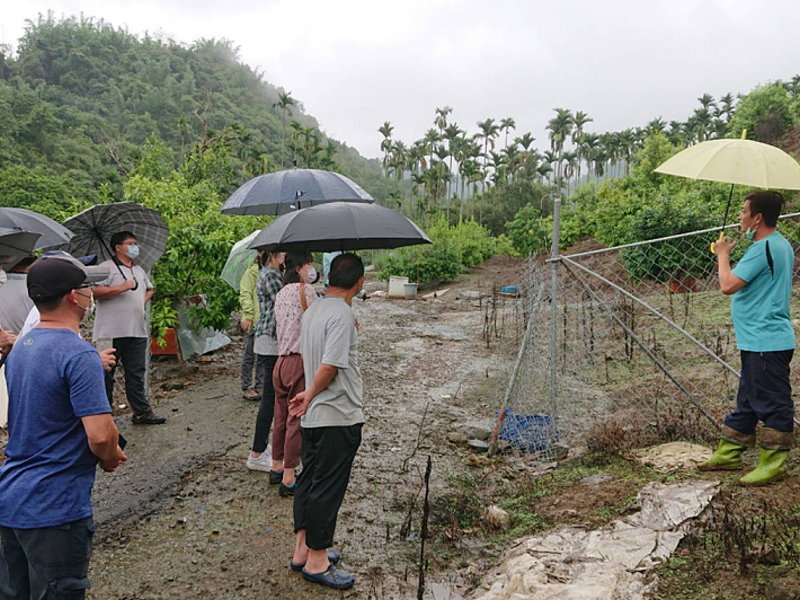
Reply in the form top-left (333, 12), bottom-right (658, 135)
top-left (220, 168), bottom-right (374, 216)
top-left (63, 203), bottom-right (168, 272)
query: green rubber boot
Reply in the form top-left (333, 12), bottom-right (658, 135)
top-left (740, 448), bottom-right (789, 486)
top-left (698, 439), bottom-right (745, 471)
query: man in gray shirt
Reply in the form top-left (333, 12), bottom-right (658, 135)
top-left (92, 231), bottom-right (165, 425)
top-left (0, 256), bottom-right (36, 334)
top-left (288, 253), bottom-right (364, 591)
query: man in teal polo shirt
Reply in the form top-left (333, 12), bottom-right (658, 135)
top-left (700, 191), bottom-right (795, 485)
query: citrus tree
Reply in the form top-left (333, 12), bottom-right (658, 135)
top-left (123, 139), bottom-right (264, 337)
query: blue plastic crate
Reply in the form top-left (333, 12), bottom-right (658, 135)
top-left (498, 410), bottom-right (558, 453)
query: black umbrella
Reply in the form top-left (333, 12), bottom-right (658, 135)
top-left (0, 228), bottom-right (41, 258)
top-left (0, 207), bottom-right (74, 249)
top-left (220, 168), bottom-right (374, 216)
top-left (247, 202), bottom-right (431, 252)
top-left (63, 202), bottom-right (168, 273)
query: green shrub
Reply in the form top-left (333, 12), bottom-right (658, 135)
top-left (456, 218), bottom-right (496, 265)
top-left (376, 217), bottom-right (496, 283)
top-left (505, 204), bottom-right (551, 256)
top-left (493, 234), bottom-right (519, 257)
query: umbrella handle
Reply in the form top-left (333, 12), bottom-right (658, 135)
top-left (712, 184), bottom-right (736, 254)
top-left (709, 231), bottom-right (725, 254)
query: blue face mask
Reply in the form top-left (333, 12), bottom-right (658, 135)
top-left (744, 227), bottom-right (756, 241)
top-left (126, 244), bottom-right (140, 259)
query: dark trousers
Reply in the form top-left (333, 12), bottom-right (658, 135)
top-left (105, 337), bottom-right (151, 416)
top-left (293, 424), bottom-right (362, 549)
top-left (0, 517), bottom-right (94, 600)
top-left (240, 333), bottom-right (266, 391)
top-left (725, 349), bottom-right (795, 434)
top-left (251, 354), bottom-right (278, 454)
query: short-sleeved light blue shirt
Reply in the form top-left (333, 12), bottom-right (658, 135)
top-left (731, 231), bottom-right (795, 352)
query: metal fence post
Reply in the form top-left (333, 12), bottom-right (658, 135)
top-left (144, 272), bottom-right (152, 407)
top-left (550, 198), bottom-right (561, 423)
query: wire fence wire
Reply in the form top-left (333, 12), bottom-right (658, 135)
top-left (496, 210), bottom-right (800, 460)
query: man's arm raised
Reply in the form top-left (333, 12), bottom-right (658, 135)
top-left (714, 237), bottom-right (748, 295)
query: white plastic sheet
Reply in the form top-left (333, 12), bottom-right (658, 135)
top-left (470, 480), bottom-right (720, 600)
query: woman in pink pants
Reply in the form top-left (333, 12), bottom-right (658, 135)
top-left (271, 252), bottom-right (318, 496)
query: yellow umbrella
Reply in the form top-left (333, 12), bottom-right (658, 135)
top-left (654, 137), bottom-right (800, 190)
top-left (654, 134), bottom-right (800, 251)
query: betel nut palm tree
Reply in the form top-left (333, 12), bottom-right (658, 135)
top-left (273, 90), bottom-right (296, 168)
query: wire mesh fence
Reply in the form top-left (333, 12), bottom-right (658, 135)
top-left (496, 206), bottom-right (800, 460)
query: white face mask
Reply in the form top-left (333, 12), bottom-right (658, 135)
top-left (304, 267), bottom-right (318, 284)
top-left (76, 291), bottom-right (95, 320)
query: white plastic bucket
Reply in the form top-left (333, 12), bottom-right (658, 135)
top-left (388, 276), bottom-right (409, 298)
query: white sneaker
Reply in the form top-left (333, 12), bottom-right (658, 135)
top-left (246, 444), bottom-right (272, 472)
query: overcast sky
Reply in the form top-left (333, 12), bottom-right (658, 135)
top-left (4, 0), bottom-right (800, 159)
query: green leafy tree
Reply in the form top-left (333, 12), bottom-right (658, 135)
top-left (728, 82), bottom-right (794, 142)
top-left (123, 138), bottom-right (262, 335)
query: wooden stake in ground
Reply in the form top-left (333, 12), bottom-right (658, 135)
top-left (417, 455), bottom-right (432, 600)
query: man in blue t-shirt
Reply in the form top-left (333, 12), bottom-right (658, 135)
top-left (0, 254), bottom-right (127, 599)
top-left (700, 191), bottom-right (795, 485)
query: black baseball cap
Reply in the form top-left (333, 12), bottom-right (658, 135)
top-left (27, 253), bottom-right (110, 302)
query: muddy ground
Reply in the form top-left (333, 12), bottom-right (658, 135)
top-left (4, 255), bottom-right (800, 599)
top-left (79, 257), bottom-right (526, 600)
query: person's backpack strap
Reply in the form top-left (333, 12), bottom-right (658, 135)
top-left (765, 240), bottom-right (774, 277)
top-left (299, 282), bottom-right (309, 311)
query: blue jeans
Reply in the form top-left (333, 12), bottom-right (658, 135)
top-left (0, 517), bottom-right (94, 599)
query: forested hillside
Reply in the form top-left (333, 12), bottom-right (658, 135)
top-left (0, 15), bottom-right (390, 216)
top-left (5, 14), bottom-right (800, 331)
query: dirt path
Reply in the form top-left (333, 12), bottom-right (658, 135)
top-left (85, 259), bottom-right (524, 599)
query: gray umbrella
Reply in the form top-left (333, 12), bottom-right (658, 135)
top-left (0, 228), bottom-right (41, 257)
top-left (63, 202), bottom-right (168, 272)
top-left (0, 207), bottom-right (74, 249)
top-left (247, 202), bottom-right (431, 252)
top-left (220, 168), bottom-right (374, 216)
